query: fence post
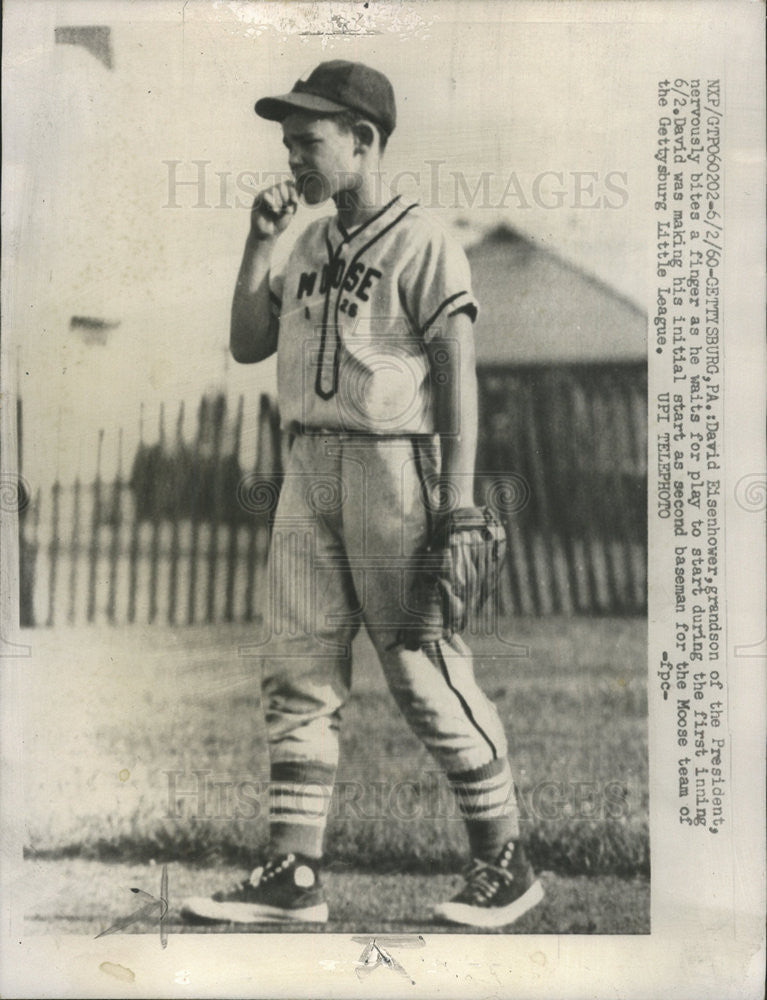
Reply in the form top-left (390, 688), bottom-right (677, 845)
top-left (19, 489), bottom-right (40, 627)
top-left (624, 370), bottom-right (649, 612)
top-left (224, 395), bottom-right (244, 623)
top-left (86, 430), bottom-right (104, 623)
top-left (148, 406), bottom-right (165, 624)
top-left (204, 396), bottom-right (225, 623)
top-left (3, 393), bottom-right (23, 637)
top-left (106, 430), bottom-right (124, 624)
top-left (68, 478), bottom-right (82, 624)
top-left (167, 401), bottom-right (184, 625)
top-left (520, 376), bottom-right (562, 614)
top-left (186, 397), bottom-right (205, 624)
top-left (46, 480), bottom-right (61, 627)
top-left (127, 407), bottom-right (144, 623)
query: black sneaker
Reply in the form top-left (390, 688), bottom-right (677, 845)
top-left (433, 841), bottom-right (543, 928)
top-left (180, 854), bottom-right (328, 924)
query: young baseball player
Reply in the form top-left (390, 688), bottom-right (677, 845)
top-left (181, 60), bottom-right (543, 928)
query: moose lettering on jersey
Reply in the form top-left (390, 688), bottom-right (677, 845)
top-left (271, 199), bottom-right (478, 428)
top-left (297, 260), bottom-right (383, 306)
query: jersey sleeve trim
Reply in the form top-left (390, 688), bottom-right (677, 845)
top-left (421, 290), bottom-right (478, 338)
top-left (448, 301), bottom-right (479, 321)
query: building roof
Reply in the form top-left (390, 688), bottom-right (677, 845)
top-left (466, 225), bottom-right (646, 365)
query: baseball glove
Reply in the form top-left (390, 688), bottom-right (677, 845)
top-left (401, 506), bottom-right (507, 650)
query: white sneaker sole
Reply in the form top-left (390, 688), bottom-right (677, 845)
top-left (433, 879), bottom-right (544, 928)
top-left (180, 896), bottom-right (329, 925)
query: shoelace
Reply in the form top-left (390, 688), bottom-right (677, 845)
top-left (248, 853), bottom-right (295, 888)
top-left (463, 859), bottom-right (515, 902)
top-left (218, 854), bottom-right (296, 896)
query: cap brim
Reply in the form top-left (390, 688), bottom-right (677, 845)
top-left (255, 92), bottom-right (350, 122)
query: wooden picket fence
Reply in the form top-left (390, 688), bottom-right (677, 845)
top-left (19, 394), bottom-right (285, 628)
top-left (476, 362), bottom-right (647, 616)
top-left (19, 362), bottom-right (647, 626)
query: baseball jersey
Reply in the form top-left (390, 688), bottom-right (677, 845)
top-left (269, 196), bottom-right (478, 434)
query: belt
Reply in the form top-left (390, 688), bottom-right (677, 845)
top-left (286, 421), bottom-right (435, 439)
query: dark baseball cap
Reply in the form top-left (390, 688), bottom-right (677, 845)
top-left (255, 60), bottom-right (396, 138)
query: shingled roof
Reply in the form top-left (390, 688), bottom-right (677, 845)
top-left (466, 225), bottom-right (646, 364)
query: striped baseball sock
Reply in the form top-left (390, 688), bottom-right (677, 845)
top-left (268, 760), bottom-right (335, 860)
top-left (448, 758), bottom-right (520, 862)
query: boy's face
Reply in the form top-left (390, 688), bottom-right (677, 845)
top-left (281, 111), bottom-right (359, 204)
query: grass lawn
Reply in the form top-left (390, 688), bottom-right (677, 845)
top-left (20, 617), bottom-right (648, 932)
top-left (23, 859), bottom-right (650, 935)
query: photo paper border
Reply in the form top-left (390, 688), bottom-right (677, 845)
top-left (1, 1), bottom-right (764, 997)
